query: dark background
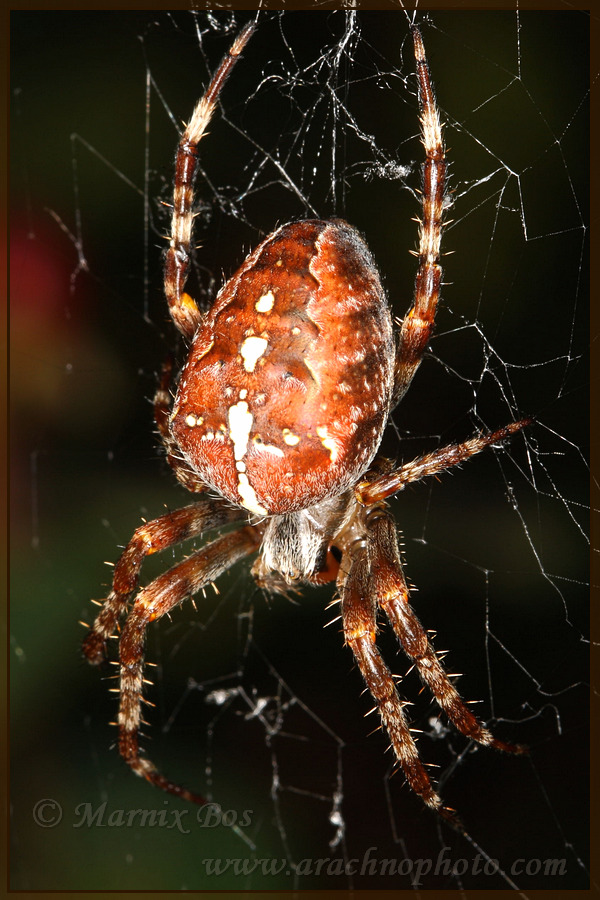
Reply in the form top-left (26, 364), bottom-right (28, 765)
top-left (10, 9), bottom-right (589, 891)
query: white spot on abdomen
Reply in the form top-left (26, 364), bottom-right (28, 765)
top-left (317, 425), bottom-right (338, 462)
top-left (240, 336), bottom-right (268, 372)
top-left (255, 291), bottom-right (275, 313)
top-left (282, 428), bottom-right (300, 446)
top-left (227, 400), bottom-right (268, 515)
top-left (236, 472), bottom-right (267, 516)
top-left (228, 401), bottom-right (253, 461)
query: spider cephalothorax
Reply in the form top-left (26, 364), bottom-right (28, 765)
top-left (84, 21), bottom-right (527, 825)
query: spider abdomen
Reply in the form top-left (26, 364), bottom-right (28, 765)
top-left (170, 218), bottom-right (394, 516)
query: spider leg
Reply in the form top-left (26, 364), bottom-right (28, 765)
top-left (367, 507), bottom-right (526, 755)
top-left (356, 419), bottom-right (530, 506)
top-left (83, 501), bottom-right (245, 665)
top-left (118, 525), bottom-right (261, 804)
top-left (154, 357), bottom-right (178, 447)
top-left (338, 536), bottom-right (456, 820)
top-left (164, 23), bottom-right (255, 340)
top-left (392, 26), bottom-right (447, 407)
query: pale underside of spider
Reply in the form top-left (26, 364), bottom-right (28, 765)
top-left (83, 21), bottom-right (527, 826)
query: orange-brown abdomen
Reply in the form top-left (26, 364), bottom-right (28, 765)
top-left (170, 219), bottom-right (394, 515)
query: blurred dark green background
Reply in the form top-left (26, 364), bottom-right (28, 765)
top-left (10, 10), bottom-right (589, 891)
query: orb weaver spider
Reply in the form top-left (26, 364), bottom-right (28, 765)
top-left (83, 21), bottom-right (528, 825)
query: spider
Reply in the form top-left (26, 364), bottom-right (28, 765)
top-left (83, 21), bottom-right (528, 825)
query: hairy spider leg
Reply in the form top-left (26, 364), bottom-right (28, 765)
top-left (118, 526), bottom-right (261, 803)
top-left (392, 26), bottom-right (447, 407)
top-left (164, 22), bottom-right (255, 340)
top-left (338, 501), bottom-right (526, 827)
top-left (82, 501), bottom-right (244, 665)
top-left (368, 509), bottom-right (526, 755)
top-left (356, 420), bottom-right (530, 506)
top-left (338, 533), bottom-right (455, 822)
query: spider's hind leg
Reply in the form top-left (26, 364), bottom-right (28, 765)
top-left (391, 26), bottom-right (447, 408)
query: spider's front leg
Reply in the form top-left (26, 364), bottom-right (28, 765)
top-left (339, 503), bottom-right (524, 824)
top-left (117, 525), bottom-right (261, 804)
top-left (338, 534), bottom-right (451, 820)
top-left (366, 507), bottom-right (526, 756)
top-left (82, 500), bottom-right (244, 665)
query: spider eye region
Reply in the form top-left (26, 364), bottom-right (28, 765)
top-left (170, 219), bottom-right (395, 516)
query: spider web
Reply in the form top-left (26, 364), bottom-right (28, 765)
top-left (10, 8), bottom-right (591, 892)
